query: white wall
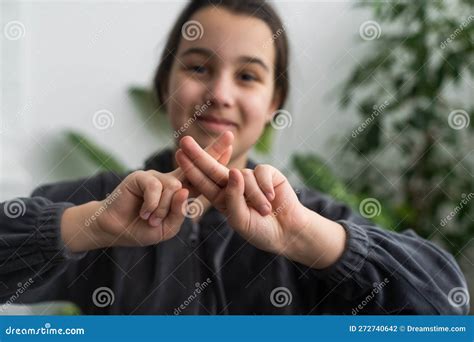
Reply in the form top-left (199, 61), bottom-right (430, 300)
top-left (1, 0), bottom-right (370, 200)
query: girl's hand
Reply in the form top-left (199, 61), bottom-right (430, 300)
top-left (61, 132), bottom-right (233, 252)
top-left (175, 135), bottom-right (311, 255)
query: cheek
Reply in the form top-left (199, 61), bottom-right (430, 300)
top-left (240, 92), bottom-right (272, 130)
top-left (167, 76), bottom-right (205, 127)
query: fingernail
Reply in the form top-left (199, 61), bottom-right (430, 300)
top-left (142, 211), bottom-right (151, 220)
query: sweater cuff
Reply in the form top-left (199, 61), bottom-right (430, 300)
top-left (309, 220), bottom-right (370, 285)
top-left (36, 202), bottom-right (87, 262)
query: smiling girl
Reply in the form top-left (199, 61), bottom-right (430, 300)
top-left (0, 0), bottom-right (469, 315)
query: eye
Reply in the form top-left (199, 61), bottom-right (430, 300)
top-left (239, 72), bottom-right (257, 82)
top-left (188, 65), bottom-right (207, 74)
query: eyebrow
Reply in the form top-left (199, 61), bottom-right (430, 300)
top-left (179, 47), bottom-right (270, 72)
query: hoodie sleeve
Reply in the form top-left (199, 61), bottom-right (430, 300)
top-left (296, 187), bottom-right (469, 315)
top-left (0, 197), bottom-right (82, 302)
top-left (0, 171), bottom-right (121, 303)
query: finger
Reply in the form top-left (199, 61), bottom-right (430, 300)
top-left (175, 145), bottom-right (231, 197)
top-left (170, 131), bottom-right (233, 182)
top-left (175, 149), bottom-right (223, 205)
top-left (241, 169), bottom-right (272, 216)
top-left (225, 169), bottom-right (249, 229)
top-left (179, 135), bottom-right (230, 187)
top-left (254, 164), bottom-right (275, 202)
top-left (161, 188), bottom-right (189, 238)
top-left (219, 144), bottom-right (233, 166)
top-left (133, 172), bottom-right (163, 220)
top-left (149, 179), bottom-right (182, 227)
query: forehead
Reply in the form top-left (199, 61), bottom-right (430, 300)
top-left (178, 6), bottom-right (276, 67)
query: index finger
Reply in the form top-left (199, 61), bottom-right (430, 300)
top-left (170, 131), bottom-right (234, 182)
top-left (179, 134), bottom-right (231, 187)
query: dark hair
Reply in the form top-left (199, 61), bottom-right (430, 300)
top-left (153, 0), bottom-right (289, 110)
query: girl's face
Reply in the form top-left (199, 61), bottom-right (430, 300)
top-left (166, 6), bottom-right (280, 162)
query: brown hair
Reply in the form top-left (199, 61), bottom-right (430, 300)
top-left (153, 0), bottom-right (289, 110)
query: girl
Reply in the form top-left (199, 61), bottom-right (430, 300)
top-left (0, 0), bottom-right (468, 315)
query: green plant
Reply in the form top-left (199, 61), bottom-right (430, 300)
top-left (295, 0), bottom-right (473, 256)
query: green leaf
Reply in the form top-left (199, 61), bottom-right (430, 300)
top-left (65, 130), bottom-right (127, 173)
top-left (127, 86), bottom-right (171, 135)
top-left (292, 153), bottom-right (398, 230)
top-left (254, 124), bottom-right (274, 154)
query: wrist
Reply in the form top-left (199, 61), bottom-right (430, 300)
top-left (61, 201), bottom-right (106, 253)
top-left (283, 206), bottom-right (347, 269)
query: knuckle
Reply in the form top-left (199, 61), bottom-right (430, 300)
top-left (129, 170), bottom-right (145, 180)
top-left (169, 179), bottom-right (182, 190)
top-left (148, 178), bottom-right (163, 191)
top-left (241, 168), bottom-right (253, 177)
top-left (146, 169), bottom-right (161, 177)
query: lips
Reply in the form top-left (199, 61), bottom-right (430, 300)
top-left (196, 114), bottom-right (238, 134)
top-left (197, 115), bottom-right (237, 127)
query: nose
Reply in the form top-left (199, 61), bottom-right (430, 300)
top-left (205, 72), bottom-right (236, 109)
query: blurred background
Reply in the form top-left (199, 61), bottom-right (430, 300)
top-left (1, 0), bottom-right (473, 314)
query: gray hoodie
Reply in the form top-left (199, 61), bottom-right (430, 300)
top-left (0, 149), bottom-right (469, 314)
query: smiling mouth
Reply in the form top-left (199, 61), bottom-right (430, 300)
top-left (197, 115), bottom-right (237, 126)
top-left (196, 115), bottom-right (238, 134)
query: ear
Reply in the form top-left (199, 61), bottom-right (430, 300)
top-left (265, 90), bottom-right (282, 124)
